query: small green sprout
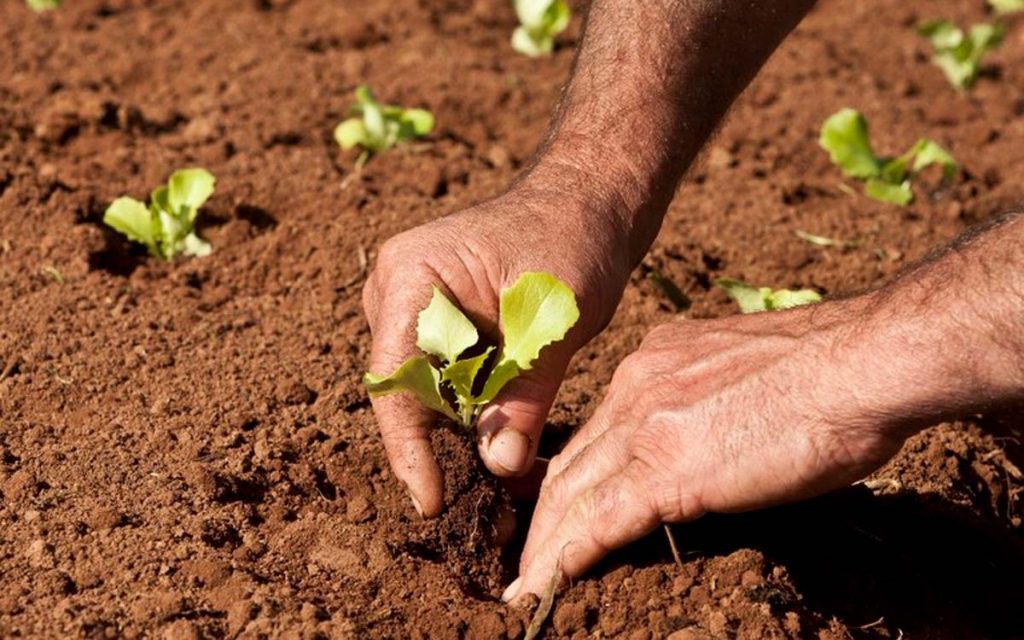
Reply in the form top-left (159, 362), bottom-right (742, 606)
top-left (511, 0), bottom-right (571, 57)
top-left (716, 278), bottom-right (820, 314)
top-left (819, 108), bottom-right (957, 206)
top-left (989, 0), bottom-right (1024, 15)
top-left (918, 20), bottom-right (1005, 90)
top-left (27, 0), bottom-right (60, 11)
top-left (103, 168), bottom-right (215, 261)
top-left (364, 272), bottom-right (579, 428)
top-left (333, 85), bottom-right (434, 165)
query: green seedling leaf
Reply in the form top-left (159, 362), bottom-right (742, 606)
top-left (715, 278), bottom-right (770, 314)
top-left (168, 168), bottom-right (215, 219)
top-left (990, 0), bottom-right (1024, 14)
top-left (364, 356), bottom-right (459, 422)
top-left (334, 119), bottom-right (367, 150)
top-left (512, 0), bottom-right (571, 57)
top-left (497, 272), bottom-right (580, 370)
top-left (819, 108), bottom-right (957, 206)
top-left (417, 286), bottom-right (479, 364)
top-left (103, 168), bottom-right (215, 261)
top-left (27, 0), bottom-right (60, 11)
top-left (364, 272), bottom-right (579, 428)
top-left (716, 278), bottom-right (820, 314)
top-left (819, 109), bottom-right (883, 179)
top-left (865, 178), bottom-right (913, 206)
top-left (183, 233), bottom-right (212, 257)
top-left (335, 85), bottom-right (434, 158)
top-left (474, 360), bottom-right (521, 406)
top-left (399, 109), bottom-right (435, 137)
top-left (919, 20), bottom-right (1005, 90)
top-left (103, 198), bottom-right (158, 257)
top-left (442, 347), bottom-right (495, 400)
top-left (910, 139), bottom-right (958, 180)
top-left (770, 289), bottom-right (824, 311)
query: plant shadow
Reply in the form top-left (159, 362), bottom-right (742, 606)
top-left (87, 228), bottom-right (146, 277)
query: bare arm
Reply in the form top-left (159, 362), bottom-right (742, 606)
top-left (525, 0), bottom-right (819, 266)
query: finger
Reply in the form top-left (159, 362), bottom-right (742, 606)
top-left (369, 393), bottom-right (444, 518)
top-left (504, 462), bottom-right (661, 603)
top-left (519, 426), bottom-right (631, 573)
top-left (545, 351), bottom-right (644, 479)
top-left (544, 393), bottom-right (616, 479)
top-left (477, 345), bottom-right (574, 477)
top-left (366, 283), bottom-right (445, 518)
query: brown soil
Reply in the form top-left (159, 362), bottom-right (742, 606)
top-left (1, 0), bottom-right (1023, 638)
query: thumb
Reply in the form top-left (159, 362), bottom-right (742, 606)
top-left (477, 346), bottom-right (574, 477)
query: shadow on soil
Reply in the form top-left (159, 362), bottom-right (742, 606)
top-left (88, 229), bottom-right (146, 277)
top-left (589, 487), bottom-right (1024, 638)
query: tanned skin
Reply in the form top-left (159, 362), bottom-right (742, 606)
top-left (360, 0), bottom-right (1024, 602)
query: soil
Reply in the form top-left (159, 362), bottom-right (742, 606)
top-left (1, 0), bottom-right (1024, 638)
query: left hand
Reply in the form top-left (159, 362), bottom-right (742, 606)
top-left (503, 296), bottom-right (915, 602)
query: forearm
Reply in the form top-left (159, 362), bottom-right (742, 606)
top-left (841, 213), bottom-right (1024, 433)
top-left (521, 0), bottom-right (818, 265)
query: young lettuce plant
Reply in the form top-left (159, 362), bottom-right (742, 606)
top-left (333, 85), bottom-right (434, 166)
top-left (918, 20), bottom-right (1005, 90)
top-left (511, 0), bottom-right (571, 57)
top-left (27, 0), bottom-right (60, 11)
top-left (716, 278), bottom-right (820, 314)
top-left (989, 0), bottom-right (1024, 14)
top-left (103, 168), bottom-right (215, 261)
top-left (819, 108), bottom-right (957, 206)
top-left (364, 272), bottom-right (579, 428)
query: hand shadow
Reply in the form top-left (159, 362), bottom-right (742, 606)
top-left (508, 485), bottom-right (1024, 639)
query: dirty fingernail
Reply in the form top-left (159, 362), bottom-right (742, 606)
top-left (488, 429), bottom-right (531, 474)
top-left (501, 576), bottom-right (523, 603)
top-left (409, 493), bottom-right (424, 518)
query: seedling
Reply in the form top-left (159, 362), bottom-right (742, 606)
top-left (27, 0), bottom-right (60, 11)
top-left (364, 272), bottom-right (579, 428)
top-left (716, 278), bottom-right (820, 314)
top-left (918, 20), bottom-right (1005, 90)
top-left (989, 0), bottom-right (1024, 16)
top-left (103, 168), bottom-right (215, 261)
top-left (334, 85), bottom-right (434, 166)
top-left (512, 0), bottom-right (571, 57)
top-left (819, 108), bottom-right (957, 206)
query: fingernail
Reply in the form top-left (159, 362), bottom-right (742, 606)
top-left (409, 493), bottom-right (424, 518)
top-left (488, 429), bottom-right (531, 474)
top-left (501, 576), bottom-right (523, 603)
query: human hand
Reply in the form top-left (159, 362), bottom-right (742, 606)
top-left (504, 297), bottom-right (921, 602)
top-left (362, 181), bottom-right (633, 517)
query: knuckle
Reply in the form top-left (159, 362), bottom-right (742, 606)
top-left (545, 452), bottom-right (569, 479)
top-left (656, 479), bottom-right (704, 523)
top-left (628, 431), bottom-right (704, 523)
top-left (611, 354), bottom-right (644, 386)
top-left (538, 467), bottom-right (567, 502)
top-left (374, 235), bottom-right (405, 265)
top-left (360, 271), bottom-right (381, 313)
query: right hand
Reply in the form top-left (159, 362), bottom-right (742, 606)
top-left (361, 183), bottom-right (632, 517)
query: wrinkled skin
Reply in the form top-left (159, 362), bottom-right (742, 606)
top-left (362, 186), bottom-right (631, 517)
top-left (508, 301), bottom-right (907, 599)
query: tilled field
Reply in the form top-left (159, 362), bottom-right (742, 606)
top-left (1, 0), bottom-right (1024, 637)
